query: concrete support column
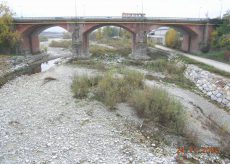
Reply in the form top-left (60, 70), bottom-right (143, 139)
top-left (131, 31), bottom-right (149, 59)
top-left (72, 24), bottom-right (90, 58)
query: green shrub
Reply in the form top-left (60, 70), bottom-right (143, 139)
top-left (129, 87), bottom-right (185, 134)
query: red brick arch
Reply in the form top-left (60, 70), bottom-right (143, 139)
top-left (16, 24), bottom-right (72, 53)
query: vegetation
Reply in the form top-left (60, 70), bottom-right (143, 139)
top-left (49, 40), bottom-right (71, 49)
top-left (129, 87), bottom-right (185, 134)
top-left (165, 29), bottom-right (181, 49)
top-left (89, 26), bottom-right (132, 56)
top-left (0, 2), bottom-right (21, 54)
top-left (71, 75), bottom-right (101, 98)
top-left (89, 45), bottom-right (131, 58)
top-left (143, 58), bottom-right (195, 89)
top-left (71, 68), bottom-right (185, 134)
top-left (62, 32), bottom-right (71, 39)
top-left (39, 35), bottom-right (48, 42)
top-left (194, 50), bottom-right (229, 63)
top-left (210, 10), bottom-right (230, 61)
top-left (211, 10), bottom-right (230, 49)
top-left (147, 38), bottom-right (156, 48)
top-left (92, 26), bottom-right (131, 40)
top-left (71, 59), bottom-right (107, 71)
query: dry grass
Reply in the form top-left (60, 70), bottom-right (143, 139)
top-left (71, 68), bottom-right (185, 135)
top-left (129, 87), bottom-right (185, 135)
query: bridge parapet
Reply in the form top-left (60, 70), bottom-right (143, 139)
top-left (13, 16), bottom-right (211, 24)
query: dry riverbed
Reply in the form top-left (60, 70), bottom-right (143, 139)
top-left (0, 62), bottom-right (230, 163)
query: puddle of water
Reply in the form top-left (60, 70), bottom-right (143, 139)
top-left (41, 58), bottom-right (61, 72)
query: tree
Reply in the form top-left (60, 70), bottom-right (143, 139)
top-left (165, 29), bottom-right (181, 49)
top-left (95, 28), bottom-right (103, 40)
top-left (211, 10), bottom-right (230, 49)
top-left (0, 2), bottom-right (20, 54)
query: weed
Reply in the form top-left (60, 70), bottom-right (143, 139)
top-left (49, 40), bottom-right (72, 49)
top-left (129, 87), bottom-right (185, 135)
top-left (71, 75), bottom-right (101, 98)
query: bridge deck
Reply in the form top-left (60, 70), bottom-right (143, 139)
top-left (13, 16), bottom-right (210, 24)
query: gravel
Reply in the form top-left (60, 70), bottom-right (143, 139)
top-left (0, 65), bottom-right (176, 163)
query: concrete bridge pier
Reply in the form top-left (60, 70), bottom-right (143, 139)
top-left (131, 31), bottom-right (149, 59)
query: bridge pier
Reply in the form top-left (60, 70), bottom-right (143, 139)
top-left (131, 31), bottom-right (149, 59)
top-left (72, 24), bottom-right (90, 58)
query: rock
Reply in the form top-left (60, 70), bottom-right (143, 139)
top-left (211, 95), bottom-right (217, 101)
top-left (213, 91), bottom-right (218, 95)
top-left (216, 93), bottom-right (222, 98)
top-left (222, 99), bottom-right (229, 105)
top-left (227, 102), bottom-right (230, 108)
top-left (202, 84), bottom-right (207, 88)
top-left (207, 92), bottom-right (212, 96)
top-left (217, 98), bottom-right (222, 103)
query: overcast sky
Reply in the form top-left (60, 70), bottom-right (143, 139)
top-left (3, 0), bottom-right (230, 18)
top-left (2, 0), bottom-right (229, 32)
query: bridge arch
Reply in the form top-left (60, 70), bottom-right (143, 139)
top-left (147, 24), bottom-right (206, 52)
top-left (82, 23), bottom-right (136, 55)
top-left (18, 24), bottom-right (71, 54)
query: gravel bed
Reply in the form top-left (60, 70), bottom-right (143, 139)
top-left (0, 65), bottom-right (176, 163)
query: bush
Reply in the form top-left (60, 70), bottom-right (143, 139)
top-left (71, 59), bottom-right (107, 71)
top-left (165, 29), bottom-right (182, 49)
top-left (129, 87), bottom-right (185, 134)
top-left (145, 59), bottom-right (186, 75)
top-left (39, 35), bottom-right (48, 42)
top-left (49, 40), bottom-right (72, 49)
top-left (71, 75), bottom-right (100, 98)
top-left (71, 69), bottom-right (185, 135)
top-left (96, 69), bottom-right (144, 109)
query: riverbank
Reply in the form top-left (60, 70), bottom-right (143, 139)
top-left (0, 47), bottom-right (72, 88)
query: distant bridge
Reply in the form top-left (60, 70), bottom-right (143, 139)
top-left (13, 16), bottom-right (216, 58)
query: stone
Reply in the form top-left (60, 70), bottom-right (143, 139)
top-left (227, 96), bottom-right (230, 101)
top-left (207, 92), bottom-right (212, 96)
top-left (198, 86), bottom-right (203, 90)
top-left (211, 95), bottom-right (217, 101)
top-left (216, 93), bottom-right (222, 98)
top-left (227, 102), bottom-right (230, 108)
top-left (213, 91), bottom-right (218, 95)
top-left (222, 99), bottom-right (229, 105)
top-left (202, 84), bottom-right (207, 88)
top-left (217, 98), bottom-right (222, 103)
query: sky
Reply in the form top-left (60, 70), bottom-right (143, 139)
top-left (3, 0), bottom-right (230, 18)
top-left (2, 0), bottom-right (230, 32)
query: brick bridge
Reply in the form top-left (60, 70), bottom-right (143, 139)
top-left (14, 17), bottom-right (215, 58)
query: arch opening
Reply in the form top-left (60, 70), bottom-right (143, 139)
top-left (21, 25), bottom-right (71, 54)
top-left (84, 24), bottom-right (135, 57)
top-left (147, 25), bottom-right (196, 52)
